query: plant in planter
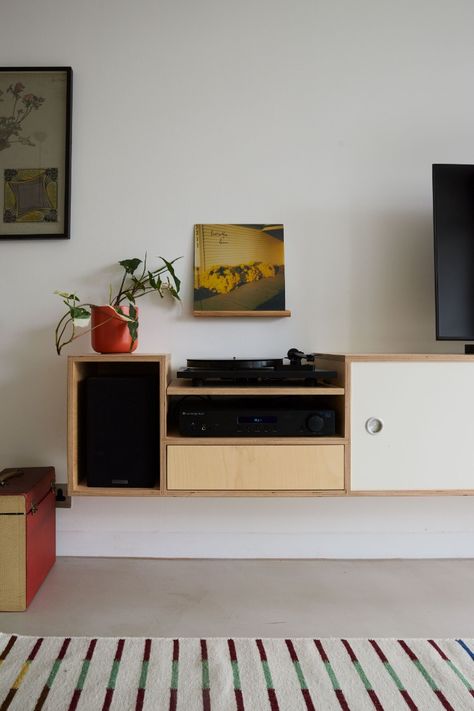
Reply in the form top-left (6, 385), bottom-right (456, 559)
top-left (55, 255), bottom-right (181, 355)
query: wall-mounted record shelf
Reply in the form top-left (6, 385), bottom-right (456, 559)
top-left (192, 310), bottom-right (291, 317)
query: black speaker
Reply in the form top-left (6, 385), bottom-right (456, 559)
top-left (84, 376), bottom-right (158, 487)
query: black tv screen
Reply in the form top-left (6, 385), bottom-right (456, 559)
top-left (433, 164), bottom-right (474, 340)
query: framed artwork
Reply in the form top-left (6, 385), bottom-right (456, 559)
top-left (0, 67), bottom-right (72, 239)
top-left (193, 224), bottom-right (291, 316)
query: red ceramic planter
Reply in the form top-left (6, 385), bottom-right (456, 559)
top-left (90, 305), bottom-right (138, 354)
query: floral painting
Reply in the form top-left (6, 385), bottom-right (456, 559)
top-left (193, 224), bottom-right (288, 314)
top-left (0, 68), bottom-right (72, 239)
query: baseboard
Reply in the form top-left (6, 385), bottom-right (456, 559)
top-left (56, 530), bottom-right (474, 558)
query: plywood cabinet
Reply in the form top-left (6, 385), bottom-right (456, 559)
top-left (67, 353), bottom-right (474, 497)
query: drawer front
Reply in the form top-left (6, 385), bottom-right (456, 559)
top-left (167, 444), bottom-right (344, 491)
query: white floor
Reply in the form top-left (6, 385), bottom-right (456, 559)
top-left (1, 558), bottom-right (473, 638)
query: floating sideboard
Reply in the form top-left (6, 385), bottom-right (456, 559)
top-left (67, 353), bottom-right (474, 497)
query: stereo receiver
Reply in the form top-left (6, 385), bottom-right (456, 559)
top-left (178, 401), bottom-right (336, 437)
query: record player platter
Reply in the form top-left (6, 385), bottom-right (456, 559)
top-left (177, 350), bottom-right (337, 385)
top-left (186, 357), bottom-right (284, 370)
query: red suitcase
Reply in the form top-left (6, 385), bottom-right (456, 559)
top-left (0, 467), bottom-right (56, 611)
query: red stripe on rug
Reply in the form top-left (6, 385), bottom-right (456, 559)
top-left (143, 638), bottom-right (152, 661)
top-left (398, 640), bottom-right (417, 661)
top-left (114, 639), bottom-right (125, 661)
top-left (335, 689), bottom-right (350, 711)
top-left (28, 638), bottom-right (43, 660)
top-left (434, 689), bottom-right (456, 711)
top-left (228, 638), bottom-right (237, 662)
top-left (428, 640), bottom-right (449, 660)
top-left (57, 638), bottom-right (71, 660)
top-left (341, 639), bottom-right (357, 663)
top-left (302, 689), bottom-right (316, 711)
top-left (169, 689), bottom-right (177, 711)
top-left (368, 689), bottom-right (384, 711)
top-left (285, 639), bottom-right (298, 663)
top-left (0, 636), bottom-right (17, 661)
top-left (314, 640), bottom-right (329, 663)
top-left (136, 688), bottom-right (145, 711)
top-left (102, 688), bottom-right (113, 711)
top-left (235, 688), bottom-right (245, 711)
top-left (268, 688), bottom-right (279, 711)
top-left (369, 640), bottom-right (388, 664)
top-left (85, 639), bottom-right (97, 661)
top-left (256, 639), bottom-right (268, 662)
top-left (203, 688), bottom-right (211, 711)
top-left (400, 689), bottom-right (418, 710)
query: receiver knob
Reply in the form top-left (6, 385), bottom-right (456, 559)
top-left (306, 414), bottom-right (325, 434)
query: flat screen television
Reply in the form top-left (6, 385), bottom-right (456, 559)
top-left (433, 163), bottom-right (474, 344)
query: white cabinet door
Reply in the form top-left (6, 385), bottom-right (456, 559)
top-left (350, 361), bottom-right (474, 491)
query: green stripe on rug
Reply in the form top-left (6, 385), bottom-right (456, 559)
top-left (382, 660), bottom-right (405, 691)
top-left (293, 660), bottom-right (308, 690)
top-left (170, 660), bottom-right (179, 689)
top-left (107, 660), bottom-right (121, 689)
top-left (138, 661), bottom-right (149, 690)
top-left (446, 659), bottom-right (473, 692)
top-left (202, 659), bottom-right (210, 689)
top-left (231, 660), bottom-right (241, 691)
top-left (324, 660), bottom-right (342, 691)
top-left (261, 660), bottom-right (275, 689)
top-left (75, 660), bottom-right (90, 691)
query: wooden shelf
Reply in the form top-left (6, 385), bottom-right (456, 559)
top-left (167, 379), bottom-right (344, 396)
top-left (165, 432), bottom-right (347, 446)
top-left (193, 310), bottom-right (291, 317)
top-left (71, 484), bottom-right (162, 496)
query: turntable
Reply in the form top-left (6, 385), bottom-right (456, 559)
top-left (176, 348), bottom-right (337, 386)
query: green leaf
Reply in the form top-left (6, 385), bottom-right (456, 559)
top-left (126, 306), bottom-right (139, 348)
top-left (69, 306), bottom-right (90, 319)
top-left (115, 306), bottom-right (134, 322)
top-left (147, 271), bottom-right (157, 289)
top-left (124, 291), bottom-right (136, 304)
top-left (119, 258), bottom-right (142, 274)
top-left (55, 290), bottom-right (79, 301)
top-left (159, 256), bottom-right (181, 298)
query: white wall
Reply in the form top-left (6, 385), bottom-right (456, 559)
top-left (2, 0), bottom-right (474, 558)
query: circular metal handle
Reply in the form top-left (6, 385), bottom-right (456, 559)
top-left (365, 417), bottom-right (383, 435)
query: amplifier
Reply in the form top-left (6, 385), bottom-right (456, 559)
top-left (178, 401), bottom-right (336, 437)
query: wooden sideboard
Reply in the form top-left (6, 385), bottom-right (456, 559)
top-left (67, 353), bottom-right (474, 497)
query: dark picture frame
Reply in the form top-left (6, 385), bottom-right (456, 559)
top-left (0, 67), bottom-right (72, 239)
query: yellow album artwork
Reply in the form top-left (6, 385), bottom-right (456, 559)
top-left (194, 224), bottom-right (286, 313)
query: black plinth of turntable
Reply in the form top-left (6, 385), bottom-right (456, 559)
top-left (177, 351), bottom-right (337, 386)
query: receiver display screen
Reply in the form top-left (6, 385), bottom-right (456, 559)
top-left (237, 416), bottom-right (277, 424)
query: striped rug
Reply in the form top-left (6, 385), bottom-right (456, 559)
top-left (1, 635), bottom-right (473, 710)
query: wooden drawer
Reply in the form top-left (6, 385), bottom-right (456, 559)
top-left (167, 444), bottom-right (344, 491)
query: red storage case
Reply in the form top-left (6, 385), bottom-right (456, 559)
top-left (0, 467), bottom-right (56, 611)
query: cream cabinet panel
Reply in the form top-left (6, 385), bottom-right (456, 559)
top-left (350, 361), bottom-right (474, 491)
